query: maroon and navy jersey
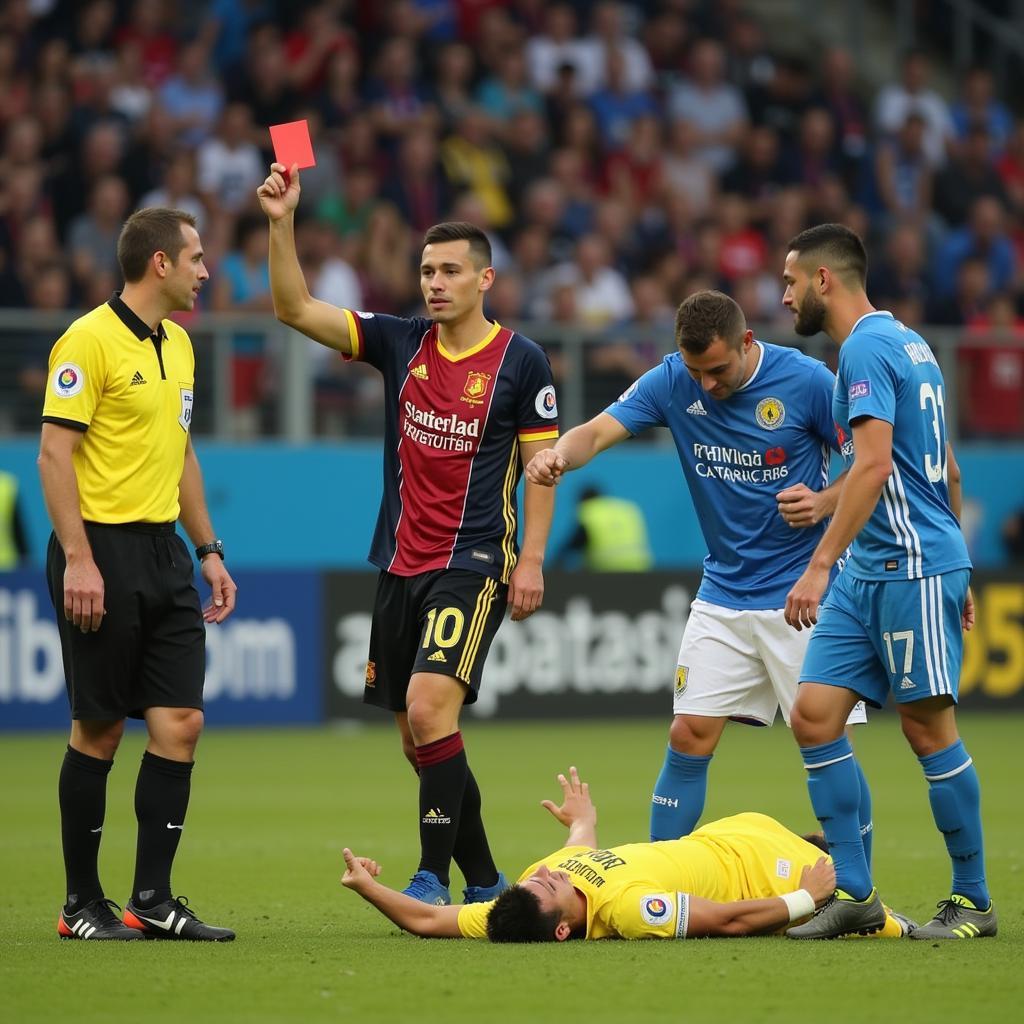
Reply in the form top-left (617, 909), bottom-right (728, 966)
top-left (342, 310), bottom-right (559, 581)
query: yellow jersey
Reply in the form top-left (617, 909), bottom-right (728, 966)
top-left (458, 812), bottom-right (823, 940)
top-left (42, 294), bottom-right (195, 524)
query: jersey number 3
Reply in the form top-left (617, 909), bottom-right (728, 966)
top-left (919, 382), bottom-right (946, 484)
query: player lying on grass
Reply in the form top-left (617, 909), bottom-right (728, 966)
top-left (342, 767), bottom-right (913, 941)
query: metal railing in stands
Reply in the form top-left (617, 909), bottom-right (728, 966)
top-left (1, 309), bottom-right (1022, 442)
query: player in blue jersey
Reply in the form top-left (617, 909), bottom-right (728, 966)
top-left (781, 223), bottom-right (994, 940)
top-left (526, 290), bottom-right (870, 846)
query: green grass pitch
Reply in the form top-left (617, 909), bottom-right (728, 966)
top-left (1, 713), bottom-right (1021, 1023)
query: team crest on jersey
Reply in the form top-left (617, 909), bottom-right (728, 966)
top-left (52, 362), bottom-right (85, 398)
top-left (535, 385), bottom-right (557, 419)
top-left (755, 397), bottom-right (785, 430)
top-left (675, 666), bottom-right (688, 696)
top-left (618, 380), bottom-right (639, 403)
top-left (364, 661), bottom-right (376, 687)
top-left (641, 894), bottom-right (673, 925)
top-left (461, 371), bottom-right (492, 405)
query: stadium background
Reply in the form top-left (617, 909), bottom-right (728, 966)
top-left (1, 3), bottom-right (1023, 1020)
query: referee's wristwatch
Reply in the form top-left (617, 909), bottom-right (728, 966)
top-left (195, 540), bottom-right (225, 561)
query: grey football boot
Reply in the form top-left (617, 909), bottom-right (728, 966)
top-left (909, 895), bottom-right (997, 940)
top-left (787, 887), bottom-right (887, 940)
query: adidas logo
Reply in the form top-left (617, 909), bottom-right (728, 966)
top-left (410, 363), bottom-right (429, 380)
top-left (130, 371), bottom-right (147, 387)
top-left (899, 676), bottom-right (915, 690)
top-left (686, 400), bottom-right (707, 415)
top-left (427, 650), bottom-right (446, 663)
top-left (422, 807), bottom-right (452, 824)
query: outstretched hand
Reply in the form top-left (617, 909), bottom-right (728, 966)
top-left (541, 766), bottom-right (596, 829)
top-left (342, 848), bottom-right (381, 894)
top-left (257, 162), bottom-right (302, 220)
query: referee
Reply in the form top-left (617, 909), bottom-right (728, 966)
top-left (39, 208), bottom-right (237, 941)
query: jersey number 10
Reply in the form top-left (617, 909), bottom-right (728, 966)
top-left (919, 383), bottom-right (947, 484)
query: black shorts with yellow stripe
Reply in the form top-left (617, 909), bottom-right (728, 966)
top-left (363, 568), bottom-right (508, 711)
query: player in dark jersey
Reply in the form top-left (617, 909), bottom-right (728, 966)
top-left (258, 162), bottom-right (558, 906)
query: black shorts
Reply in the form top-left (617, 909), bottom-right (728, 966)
top-left (363, 568), bottom-right (508, 712)
top-left (46, 522), bottom-right (206, 721)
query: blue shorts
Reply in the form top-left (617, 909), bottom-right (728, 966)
top-left (800, 569), bottom-right (969, 708)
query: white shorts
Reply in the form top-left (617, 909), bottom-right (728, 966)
top-left (672, 599), bottom-right (868, 727)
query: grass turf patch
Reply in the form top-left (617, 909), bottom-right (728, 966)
top-left (1, 713), bottom-right (1021, 1023)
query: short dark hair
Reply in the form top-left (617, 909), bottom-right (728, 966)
top-left (802, 832), bottom-right (830, 854)
top-left (117, 208), bottom-right (197, 283)
top-left (787, 223), bottom-right (868, 287)
top-left (486, 886), bottom-right (562, 943)
top-left (674, 290), bottom-right (747, 354)
top-left (422, 221), bottom-right (492, 269)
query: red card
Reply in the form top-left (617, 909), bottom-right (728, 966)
top-left (269, 120), bottom-right (316, 170)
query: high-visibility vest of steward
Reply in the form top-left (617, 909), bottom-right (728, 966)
top-left (0, 470), bottom-right (18, 569)
top-left (41, 293), bottom-right (195, 523)
top-left (577, 495), bottom-right (653, 571)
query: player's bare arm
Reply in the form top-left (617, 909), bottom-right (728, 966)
top-left (785, 418), bottom-right (893, 630)
top-left (510, 437), bottom-right (556, 621)
top-left (684, 857), bottom-right (835, 937)
top-left (258, 162), bottom-right (353, 354)
top-left (525, 413), bottom-right (630, 486)
top-left (776, 470), bottom-right (850, 529)
top-left (38, 422), bottom-right (104, 632)
top-left (341, 848), bottom-right (464, 937)
top-left (178, 435), bottom-right (237, 624)
top-left (540, 766), bottom-right (598, 848)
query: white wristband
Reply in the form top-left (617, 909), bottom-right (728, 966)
top-left (780, 889), bottom-right (816, 922)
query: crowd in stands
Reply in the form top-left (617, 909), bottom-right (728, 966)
top-left (1, 0), bottom-right (1023, 440)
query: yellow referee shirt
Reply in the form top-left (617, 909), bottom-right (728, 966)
top-left (457, 813), bottom-right (823, 940)
top-left (42, 293), bottom-right (195, 524)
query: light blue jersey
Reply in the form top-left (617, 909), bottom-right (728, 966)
top-left (607, 342), bottom-right (840, 610)
top-left (833, 311), bottom-right (971, 580)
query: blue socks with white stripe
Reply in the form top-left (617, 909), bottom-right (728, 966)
top-left (650, 747), bottom-right (712, 841)
top-left (801, 736), bottom-right (873, 899)
top-left (919, 739), bottom-right (989, 909)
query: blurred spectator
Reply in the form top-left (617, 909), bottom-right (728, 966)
top-left (227, 22), bottom-right (299, 131)
top-left (589, 47), bottom-right (658, 150)
top-left (875, 49), bottom-right (953, 168)
top-left (548, 233), bottom-right (633, 326)
top-left (668, 39), bottom-right (748, 175)
top-left (721, 124), bottom-right (788, 221)
top-left (602, 114), bottom-right (663, 212)
top-left (13, 260), bottom-right (72, 433)
top-left (873, 112), bottom-right (935, 230)
top-left (441, 108), bottom-right (513, 229)
top-left (197, 102), bottom-right (263, 216)
top-left (137, 150), bottom-right (206, 232)
top-left (317, 164), bottom-right (378, 242)
top-left (283, 2), bottom-right (352, 97)
top-left (725, 13), bottom-right (775, 102)
top-left (576, 1), bottom-right (654, 96)
top-left (950, 66), bottom-right (1012, 156)
top-left (199, 0), bottom-right (274, 75)
top-left (114, 0), bottom-right (178, 88)
top-left (928, 256), bottom-right (991, 326)
top-left (158, 40), bottom-right (224, 148)
top-left (211, 214), bottom-right (274, 438)
top-left (67, 173), bottom-right (129, 293)
top-left (317, 44), bottom-right (361, 134)
top-left (815, 47), bottom-right (869, 187)
top-left (640, 6), bottom-right (689, 80)
top-left (365, 36), bottom-right (435, 143)
top-left (933, 123), bottom-right (1009, 228)
top-left (996, 119), bottom-right (1024, 214)
top-left (959, 293), bottom-right (1024, 439)
top-left (477, 47), bottom-right (544, 129)
top-left (485, 269), bottom-right (526, 325)
top-left (502, 108), bottom-right (552, 204)
top-left (786, 107), bottom-right (841, 189)
top-left (0, 30), bottom-right (32, 124)
top-left (932, 196), bottom-right (1015, 297)
top-left (748, 55), bottom-right (813, 150)
top-left (717, 193), bottom-right (768, 283)
top-left (433, 41), bottom-right (476, 131)
top-left (110, 39), bottom-right (154, 125)
top-left (357, 202), bottom-right (417, 312)
top-left (509, 223), bottom-right (555, 317)
top-left (662, 118), bottom-right (717, 219)
top-left (0, 213), bottom-right (62, 308)
top-left (525, 4), bottom-right (586, 95)
top-left (50, 119), bottom-right (125, 234)
top-left (378, 126), bottom-right (449, 235)
top-left (868, 222), bottom-right (931, 311)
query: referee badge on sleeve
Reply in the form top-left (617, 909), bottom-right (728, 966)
top-left (52, 362), bottom-right (85, 398)
top-left (179, 386), bottom-right (194, 431)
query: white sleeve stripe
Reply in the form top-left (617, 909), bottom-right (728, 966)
top-left (675, 893), bottom-right (689, 939)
